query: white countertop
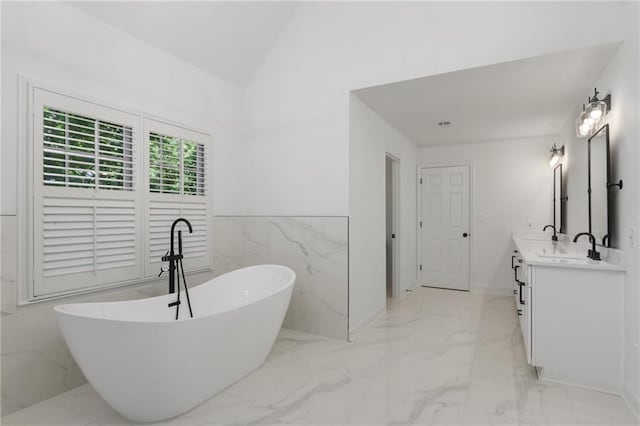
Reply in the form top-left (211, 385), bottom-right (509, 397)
top-left (512, 231), bottom-right (625, 272)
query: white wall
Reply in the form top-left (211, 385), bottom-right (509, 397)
top-left (243, 2), bottom-right (635, 215)
top-left (242, 1), bottom-right (638, 344)
top-left (417, 137), bottom-right (553, 293)
top-left (559, 29), bottom-right (640, 414)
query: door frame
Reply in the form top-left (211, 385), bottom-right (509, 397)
top-left (416, 161), bottom-right (474, 291)
top-left (386, 153), bottom-right (401, 299)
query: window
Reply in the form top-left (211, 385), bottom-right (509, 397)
top-left (43, 107), bottom-right (134, 190)
top-left (144, 118), bottom-right (211, 278)
top-left (149, 132), bottom-right (205, 195)
top-left (30, 87), bottom-right (211, 301)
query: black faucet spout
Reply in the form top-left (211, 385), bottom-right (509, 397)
top-left (170, 218), bottom-right (193, 254)
top-left (572, 232), bottom-right (588, 243)
top-left (543, 224), bottom-right (558, 242)
top-left (163, 218), bottom-right (193, 295)
top-left (573, 232), bottom-right (601, 261)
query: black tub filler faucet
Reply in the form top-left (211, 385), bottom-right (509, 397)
top-left (159, 218), bottom-right (194, 319)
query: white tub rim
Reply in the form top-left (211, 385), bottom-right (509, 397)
top-left (54, 264), bottom-right (296, 324)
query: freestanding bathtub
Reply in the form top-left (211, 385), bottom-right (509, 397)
top-left (55, 264), bottom-right (295, 422)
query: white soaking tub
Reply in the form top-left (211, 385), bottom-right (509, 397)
top-left (55, 264), bottom-right (295, 422)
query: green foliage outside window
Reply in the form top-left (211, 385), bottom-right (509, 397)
top-left (43, 107), bottom-right (132, 190)
top-left (149, 133), bottom-right (205, 196)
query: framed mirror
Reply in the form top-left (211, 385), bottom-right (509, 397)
top-left (588, 124), bottom-right (614, 247)
top-left (553, 164), bottom-right (564, 234)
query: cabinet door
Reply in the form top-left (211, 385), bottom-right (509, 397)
top-left (517, 263), bottom-right (533, 363)
top-left (520, 265), bottom-right (531, 364)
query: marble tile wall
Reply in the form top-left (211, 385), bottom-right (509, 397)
top-left (213, 216), bottom-right (349, 340)
top-left (1, 215), bottom-right (349, 416)
top-left (1, 216), bottom-right (18, 315)
top-left (0, 281), bottom-right (177, 416)
top-left (1, 215), bottom-right (214, 415)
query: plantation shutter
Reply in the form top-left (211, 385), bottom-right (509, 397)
top-left (32, 88), bottom-right (142, 297)
top-left (143, 118), bottom-right (211, 277)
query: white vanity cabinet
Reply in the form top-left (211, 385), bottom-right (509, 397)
top-left (511, 234), bottom-right (624, 394)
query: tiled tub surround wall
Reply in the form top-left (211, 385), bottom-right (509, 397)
top-left (0, 216), bottom-right (215, 415)
top-left (1, 215), bottom-right (348, 415)
top-left (213, 216), bottom-right (348, 340)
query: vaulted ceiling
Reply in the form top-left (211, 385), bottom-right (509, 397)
top-left (71, 1), bottom-right (299, 86)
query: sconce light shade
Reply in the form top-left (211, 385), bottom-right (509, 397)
top-left (548, 143), bottom-right (564, 168)
top-left (575, 88), bottom-right (611, 138)
top-left (585, 99), bottom-right (607, 122)
top-left (575, 111), bottom-right (592, 137)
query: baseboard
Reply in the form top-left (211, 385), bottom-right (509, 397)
top-left (471, 283), bottom-right (512, 296)
top-left (536, 367), bottom-right (621, 396)
top-left (402, 281), bottom-right (419, 297)
top-left (348, 306), bottom-right (386, 342)
top-left (623, 383), bottom-right (640, 421)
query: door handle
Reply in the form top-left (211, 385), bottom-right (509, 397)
top-left (462, 232), bottom-right (469, 238)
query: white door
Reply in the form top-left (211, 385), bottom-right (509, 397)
top-left (420, 166), bottom-right (470, 291)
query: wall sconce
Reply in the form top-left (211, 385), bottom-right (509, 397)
top-left (548, 143), bottom-right (564, 167)
top-left (575, 88), bottom-right (611, 138)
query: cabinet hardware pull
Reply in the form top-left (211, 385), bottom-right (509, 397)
top-left (518, 280), bottom-right (525, 305)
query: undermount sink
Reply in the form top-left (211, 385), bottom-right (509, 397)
top-left (537, 247), bottom-right (585, 261)
top-left (521, 235), bottom-right (555, 241)
top-left (537, 254), bottom-right (583, 261)
top-left (540, 246), bottom-right (568, 255)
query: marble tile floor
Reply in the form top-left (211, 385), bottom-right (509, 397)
top-left (3, 287), bottom-right (637, 426)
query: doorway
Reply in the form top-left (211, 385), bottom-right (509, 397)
top-left (419, 165), bottom-right (470, 291)
top-left (385, 155), bottom-right (399, 301)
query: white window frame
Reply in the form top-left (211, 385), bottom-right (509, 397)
top-left (32, 88), bottom-right (144, 298)
top-left (23, 81), bottom-right (213, 303)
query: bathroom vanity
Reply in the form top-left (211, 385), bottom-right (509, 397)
top-left (511, 231), bottom-right (624, 394)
